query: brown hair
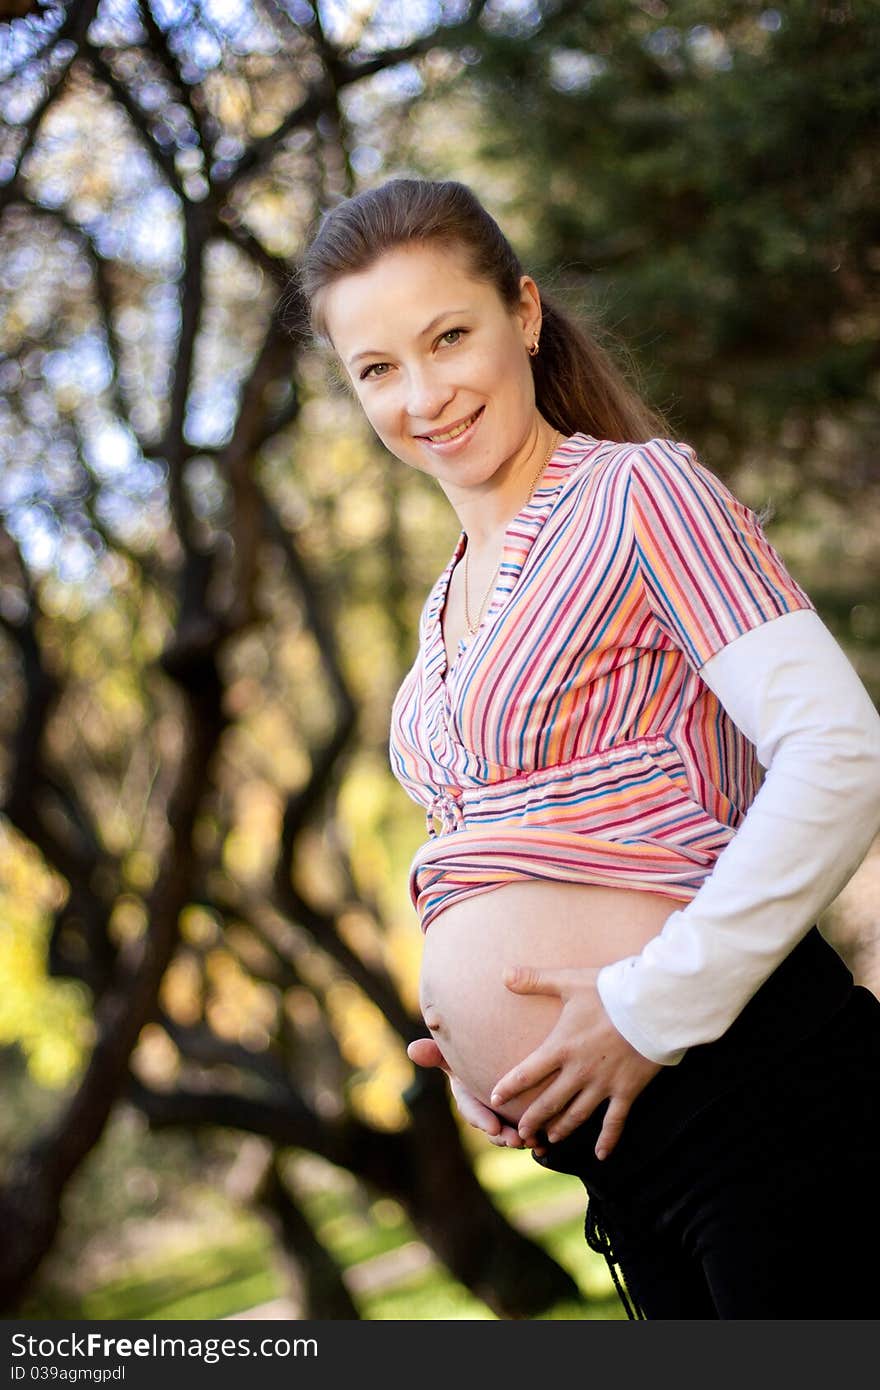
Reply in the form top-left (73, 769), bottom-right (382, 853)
top-left (294, 177), bottom-right (669, 444)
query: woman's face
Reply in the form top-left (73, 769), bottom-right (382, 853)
top-left (319, 241), bottom-right (544, 496)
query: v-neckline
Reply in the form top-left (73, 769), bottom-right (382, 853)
top-left (426, 432), bottom-right (589, 693)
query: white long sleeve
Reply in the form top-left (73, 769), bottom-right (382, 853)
top-left (596, 607), bottom-right (880, 1065)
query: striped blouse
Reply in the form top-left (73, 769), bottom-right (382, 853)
top-left (388, 433), bottom-right (816, 933)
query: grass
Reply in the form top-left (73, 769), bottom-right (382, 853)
top-left (22, 1145), bottom-right (625, 1321)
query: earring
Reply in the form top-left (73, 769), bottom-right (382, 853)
top-left (528, 337), bottom-right (540, 357)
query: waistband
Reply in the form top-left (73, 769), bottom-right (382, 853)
top-left (534, 924), bottom-right (855, 1188)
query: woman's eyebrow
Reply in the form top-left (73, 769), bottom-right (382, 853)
top-left (347, 308), bottom-right (470, 366)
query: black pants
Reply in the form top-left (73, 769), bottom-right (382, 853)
top-left (532, 927), bottom-right (880, 1319)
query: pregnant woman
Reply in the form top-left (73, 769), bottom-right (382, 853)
top-left (297, 177), bottom-right (880, 1318)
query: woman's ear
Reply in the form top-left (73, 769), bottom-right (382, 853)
top-left (517, 274), bottom-right (543, 347)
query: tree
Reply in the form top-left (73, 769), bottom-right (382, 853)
top-left (0, 0), bottom-right (582, 1316)
top-left (380, 0), bottom-right (879, 694)
top-left (415, 0), bottom-right (880, 487)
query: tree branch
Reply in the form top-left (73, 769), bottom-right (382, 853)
top-left (135, 0), bottom-right (215, 163)
top-left (0, 0), bottom-right (98, 215)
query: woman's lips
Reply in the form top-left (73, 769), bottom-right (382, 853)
top-left (416, 406), bottom-right (484, 451)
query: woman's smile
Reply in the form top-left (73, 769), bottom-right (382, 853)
top-left (415, 405), bottom-right (485, 452)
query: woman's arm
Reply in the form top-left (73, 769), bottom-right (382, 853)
top-left (489, 606), bottom-right (880, 1152)
top-left (596, 606), bottom-right (880, 1063)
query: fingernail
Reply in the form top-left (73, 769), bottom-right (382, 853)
top-left (490, 1092), bottom-right (501, 1105)
top-left (595, 1146), bottom-right (607, 1160)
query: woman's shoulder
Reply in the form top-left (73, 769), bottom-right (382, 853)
top-left (570, 432), bottom-right (701, 467)
top-left (551, 435), bottom-right (742, 562)
top-left (560, 433), bottom-right (722, 505)
top-left (555, 432), bottom-right (698, 497)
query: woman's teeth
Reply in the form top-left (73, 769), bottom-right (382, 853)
top-left (426, 410), bottom-right (481, 443)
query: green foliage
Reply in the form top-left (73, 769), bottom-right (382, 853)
top-left (18, 1110), bottom-right (623, 1320)
top-left (460, 1), bottom-right (880, 462)
top-left (0, 827), bottom-right (92, 1091)
top-left (1, 0), bottom-right (877, 1322)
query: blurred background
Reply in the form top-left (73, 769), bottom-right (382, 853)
top-left (0, 0), bottom-right (878, 1321)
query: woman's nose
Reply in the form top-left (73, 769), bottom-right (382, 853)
top-left (406, 369), bottom-right (453, 421)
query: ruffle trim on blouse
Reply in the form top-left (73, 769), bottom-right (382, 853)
top-left (410, 822), bottom-right (729, 932)
top-left (409, 734), bottom-right (737, 932)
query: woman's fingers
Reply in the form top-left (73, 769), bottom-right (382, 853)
top-left (593, 1095), bottom-right (631, 1160)
top-left (488, 1125), bottom-right (528, 1148)
top-left (406, 1037), bottom-right (448, 1070)
top-left (515, 1074), bottom-right (597, 1142)
top-left (490, 1048), bottom-right (562, 1108)
top-left (407, 1038), bottom-right (514, 1140)
top-left (502, 964), bottom-right (579, 999)
top-left (448, 1077), bottom-right (504, 1135)
top-left (518, 1086), bottom-right (632, 1157)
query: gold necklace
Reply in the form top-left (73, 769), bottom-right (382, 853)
top-left (463, 429), bottom-right (560, 636)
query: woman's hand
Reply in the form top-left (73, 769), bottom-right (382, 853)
top-left (488, 965), bottom-right (664, 1160)
top-left (406, 1037), bottom-right (533, 1149)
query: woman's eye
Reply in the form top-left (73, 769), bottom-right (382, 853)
top-left (358, 329), bottom-right (465, 380)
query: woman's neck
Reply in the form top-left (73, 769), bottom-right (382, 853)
top-left (442, 415), bottom-right (560, 546)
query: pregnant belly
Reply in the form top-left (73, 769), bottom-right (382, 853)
top-left (418, 879), bottom-right (690, 1124)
